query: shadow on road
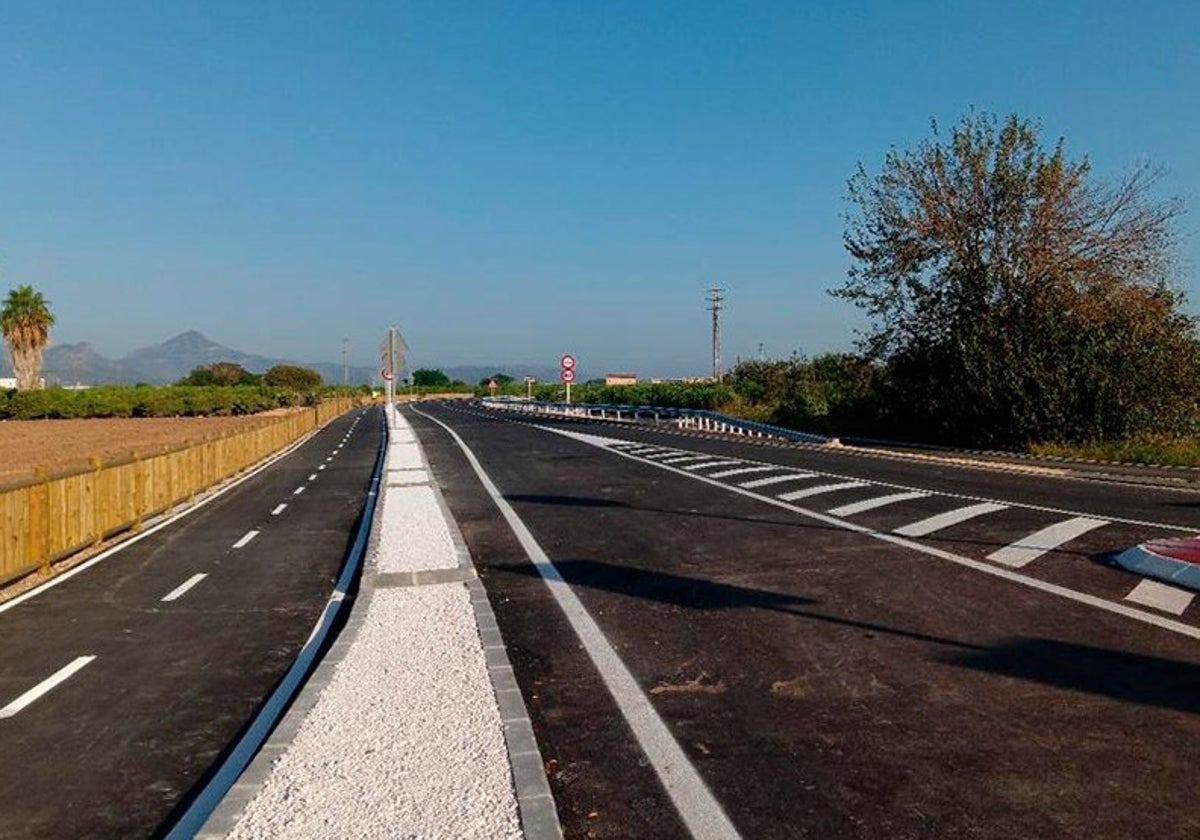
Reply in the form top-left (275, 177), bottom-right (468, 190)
top-left (502, 556), bottom-right (1200, 714)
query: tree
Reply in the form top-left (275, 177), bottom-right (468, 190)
top-left (412, 368), bottom-right (450, 388)
top-left (263, 364), bottom-right (322, 390)
top-left (834, 110), bottom-right (1197, 445)
top-left (177, 362), bottom-right (258, 387)
top-left (1, 285), bottom-right (55, 391)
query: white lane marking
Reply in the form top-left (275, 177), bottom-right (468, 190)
top-left (894, 502), bottom-right (1009, 537)
top-left (778, 481), bottom-right (870, 501)
top-left (271, 503), bottom-right (287, 516)
top-left (828, 491), bottom-right (931, 517)
top-left (325, 457), bottom-right (332, 463)
top-left (308, 473), bottom-right (318, 481)
top-left (986, 517), bottom-right (1107, 568)
top-left (232, 530), bottom-right (260, 549)
top-left (1125, 579), bottom-right (1195, 615)
top-left (412, 406), bottom-right (741, 839)
top-left (318, 464), bottom-right (326, 471)
top-left (0, 656), bottom-right (97, 719)
top-left (162, 573), bottom-right (208, 602)
top-left (682, 459), bottom-right (743, 472)
top-left (738, 472), bottom-right (816, 489)
top-left (544, 427), bottom-right (1200, 641)
top-left (293, 486), bottom-right (306, 495)
top-left (707, 465), bottom-right (779, 480)
top-left (658, 454), bottom-right (717, 465)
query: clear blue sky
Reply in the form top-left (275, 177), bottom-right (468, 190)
top-left (1, 1), bottom-right (1196, 377)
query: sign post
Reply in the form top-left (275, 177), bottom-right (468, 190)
top-left (560, 354), bottom-right (576, 404)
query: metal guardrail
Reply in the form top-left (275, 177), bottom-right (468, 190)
top-left (480, 397), bottom-right (830, 445)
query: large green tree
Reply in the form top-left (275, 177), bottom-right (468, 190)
top-left (263, 364), bottom-right (322, 390)
top-left (412, 368), bottom-right (450, 387)
top-left (1, 285), bottom-right (55, 391)
top-left (835, 111), bottom-right (1197, 445)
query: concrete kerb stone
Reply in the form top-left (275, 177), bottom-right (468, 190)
top-left (398, 403), bottom-right (563, 840)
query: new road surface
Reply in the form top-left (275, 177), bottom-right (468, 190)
top-left (408, 400), bottom-right (1200, 840)
top-left (0, 406), bottom-right (380, 839)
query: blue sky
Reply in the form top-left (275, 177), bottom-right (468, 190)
top-left (1, 1), bottom-right (1196, 377)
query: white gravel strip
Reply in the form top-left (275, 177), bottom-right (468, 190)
top-left (376, 484), bottom-right (461, 573)
top-left (388, 441), bottom-right (425, 470)
top-left (226, 587), bottom-right (520, 840)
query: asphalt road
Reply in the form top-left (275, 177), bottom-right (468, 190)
top-left (0, 406), bottom-right (380, 839)
top-left (409, 400), bottom-right (1200, 840)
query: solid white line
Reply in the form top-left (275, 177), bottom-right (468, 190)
top-left (162, 573), bottom-right (207, 602)
top-left (232, 530), bottom-right (260, 549)
top-left (271, 504), bottom-right (287, 516)
top-left (894, 502), bottom-right (1008, 537)
top-left (0, 656), bottom-right (97, 719)
top-left (738, 472), bottom-right (816, 489)
top-left (294, 486), bottom-right (306, 495)
top-left (828, 491), bottom-right (931, 517)
top-left (682, 459), bottom-right (743, 472)
top-left (986, 517), bottom-right (1107, 568)
top-left (778, 481), bottom-right (869, 501)
top-left (707, 465), bottom-right (779, 480)
top-left (542, 427), bottom-right (1200, 641)
top-left (412, 406), bottom-right (741, 839)
top-left (1125, 579), bottom-right (1195, 615)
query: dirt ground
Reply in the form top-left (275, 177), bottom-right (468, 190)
top-left (0, 410), bottom-right (299, 486)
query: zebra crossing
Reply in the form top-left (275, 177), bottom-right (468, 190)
top-left (602, 439), bottom-right (1199, 619)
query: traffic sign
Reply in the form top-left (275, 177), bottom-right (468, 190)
top-left (381, 368), bottom-right (394, 382)
top-left (560, 368), bottom-right (576, 384)
top-left (560, 354), bottom-right (576, 370)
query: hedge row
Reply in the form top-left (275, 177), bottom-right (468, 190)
top-left (0, 385), bottom-right (329, 420)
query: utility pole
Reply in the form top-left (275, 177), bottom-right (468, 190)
top-left (378, 325), bottom-right (409, 406)
top-left (706, 286), bottom-right (725, 382)
top-left (341, 338), bottom-right (349, 387)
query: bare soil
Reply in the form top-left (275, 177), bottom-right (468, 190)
top-left (0, 410), bottom-right (300, 486)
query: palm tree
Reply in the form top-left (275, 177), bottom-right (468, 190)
top-left (1, 285), bottom-right (55, 391)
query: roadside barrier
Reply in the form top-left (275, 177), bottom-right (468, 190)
top-left (479, 397), bottom-right (830, 444)
top-left (0, 399), bottom-right (357, 586)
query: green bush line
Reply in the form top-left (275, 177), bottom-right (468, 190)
top-left (0, 385), bottom-right (369, 420)
top-left (1030, 438), bottom-right (1200, 469)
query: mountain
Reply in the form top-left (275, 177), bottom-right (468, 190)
top-left (40, 331), bottom-right (377, 386)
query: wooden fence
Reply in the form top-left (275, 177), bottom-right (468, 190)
top-left (0, 399), bottom-right (357, 586)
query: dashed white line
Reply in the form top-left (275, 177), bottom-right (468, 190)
top-left (894, 502), bottom-right (1009, 538)
top-left (318, 465), bottom-right (326, 471)
top-left (233, 530), bottom-right (260, 549)
top-left (162, 573), bottom-right (208, 602)
top-left (294, 486), bottom-right (306, 495)
top-left (986, 517), bottom-right (1107, 568)
top-left (778, 481), bottom-right (870, 501)
top-left (738, 472), bottom-right (816, 489)
top-left (1125, 579), bottom-right (1195, 615)
top-left (828, 491), bottom-right (931, 517)
top-left (271, 503), bottom-right (288, 516)
top-left (308, 473), bottom-right (318, 481)
top-left (0, 656), bottom-right (97, 719)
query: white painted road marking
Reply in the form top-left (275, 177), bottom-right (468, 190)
top-left (828, 491), bottom-right (931, 517)
top-left (271, 504), bottom-right (287, 516)
top-left (0, 656), bottom-right (97, 719)
top-left (294, 486), bottom-right (306, 496)
top-left (778, 481), bottom-right (870, 502)
top-left (987, 517), bottom-right (1108, 568)
top-left (894, 502), bottom-right (1008, 537)
top-left (682, 459), bottom-right (743, 472)
top-left (738, 472), bottom-right (816, 489)
top-left (1125, 579), bottom-right (1195, 615)
top-left (659, 454), bottom-right (718, 465)
top-left (707, 465), bottom-right (780, 480)
top-left (162, 573), bottom-right (208, 602)
top-left (318, 465), bottom-right (326, 471)
top-left (414, 406), bottom-right (742, 839)
top-left (308, 473), bottom-right (318, 481)
top-left (233, 530), bottom-right (260, 549)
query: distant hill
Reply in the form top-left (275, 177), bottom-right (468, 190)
top-left (37, 330), bottom-right (377, 386)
